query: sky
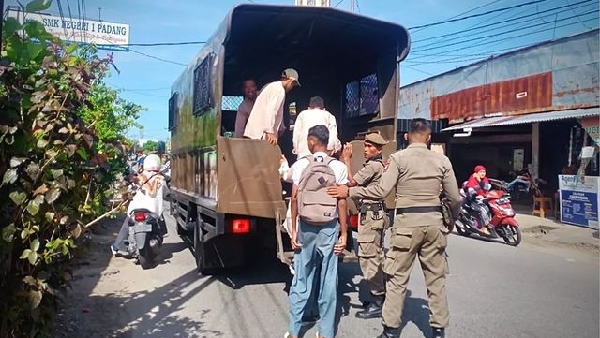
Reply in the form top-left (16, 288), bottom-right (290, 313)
top-left (4, 0), bottom-right (599, 141)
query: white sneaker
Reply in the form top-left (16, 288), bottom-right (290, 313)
top-left (110, 245), bottom-right (119, 257)
top-left (284, 332), bottom-right (291, 338)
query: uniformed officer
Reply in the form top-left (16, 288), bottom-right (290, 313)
top-left (327, 119), bottom-right (461, 338)
top-left (340, 132), bottom-right (389, 319)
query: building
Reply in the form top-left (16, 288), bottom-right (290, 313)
top-left (294, 0), bottom-right (331, 7)
top-left (398, 29), bottom-right (599, 197)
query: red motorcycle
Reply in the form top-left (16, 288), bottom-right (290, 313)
top-left (455, 185), bottom-right (522, 246)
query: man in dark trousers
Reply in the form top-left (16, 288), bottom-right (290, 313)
top-left (340, 133), bottom-right (389, 319)
top-left (327, 119), bottom-right (461, 338)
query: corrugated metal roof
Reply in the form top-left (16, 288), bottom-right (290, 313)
top-left (441, 116), bottom-right (515, 131)
top-left (495, 108), bottom-right (598, 126)
top-left (442, 107), bottom-right (599, 132)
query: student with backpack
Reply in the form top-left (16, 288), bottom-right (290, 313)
top-left (285, 125), bottom-right (349, 338)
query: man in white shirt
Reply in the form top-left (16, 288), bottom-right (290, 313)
top-left (233, 79), bottom-right (258, 138)
top-left (292, 96), bottom-right (338, 159)
top-left (286, 125), bottom-right (348, 338)
top-left (243, 68), bottom-right (300, 145)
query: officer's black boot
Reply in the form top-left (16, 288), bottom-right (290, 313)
top-left (375, 325), bottom-right (400, 338)
top-left (432, 327), bottom-right (445, 338)
top-left (356, 294), bottom-right (384, 319)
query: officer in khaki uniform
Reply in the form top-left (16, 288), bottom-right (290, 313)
top-left (340, 133), bottom-right (389, 319)
top-left (327, 119), bottom-right (461, 338)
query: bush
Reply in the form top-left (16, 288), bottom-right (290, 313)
top-left (0, 5), bottom-right (142, 337)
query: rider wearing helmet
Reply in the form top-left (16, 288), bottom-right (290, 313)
top-left (111, 153), bottom-right (166, 256)
top-left (464, 165), bottom-right (492, 235)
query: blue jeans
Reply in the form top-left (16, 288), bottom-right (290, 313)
top-left (289, 220), bottom-right (339, 338)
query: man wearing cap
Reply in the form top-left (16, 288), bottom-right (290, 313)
top-left (340, 132), bottom-right (389, 319)
top-left (243, 68), bottom-right (300, 145)
top-left (327, 119), bottom-right (462, 338)
top-left (292, 96), bottom-right (338, 159)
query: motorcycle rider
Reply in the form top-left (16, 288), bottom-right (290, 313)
top-left (464, 165), bottom-right (492, 235)
top-left (111, 154), bottom-right (167, 256)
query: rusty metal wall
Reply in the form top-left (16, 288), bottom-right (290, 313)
top-left (399, 29), bottom-right (600, 122)
top-left (430, 72), bottom-right (553, 123)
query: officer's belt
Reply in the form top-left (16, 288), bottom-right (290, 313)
top-left (359, 202), bottom-right (384, 214)
top-left (396, 206), bottom-right (442, 214)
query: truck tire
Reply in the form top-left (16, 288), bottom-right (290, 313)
top-left (194, 222), bottom-right (205, 272)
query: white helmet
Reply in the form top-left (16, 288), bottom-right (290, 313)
top-left (143, 154), bottom-right (162, 172)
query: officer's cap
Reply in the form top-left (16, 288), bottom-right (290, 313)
top-left (364, 133), bottom-right (388, 146)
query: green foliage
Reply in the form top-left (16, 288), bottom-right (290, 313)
top-left (0, 4), bottom-right (141, 337)
top-left (142, 140), bottom-right (159, 152)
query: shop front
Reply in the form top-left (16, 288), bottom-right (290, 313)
top-left (442, 108), bottom-right (599, 225)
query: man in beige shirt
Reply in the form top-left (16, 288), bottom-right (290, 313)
top-left (243, 68), bottom-right (300, 145)
top-left (327, 119), bottom-right (461, 338)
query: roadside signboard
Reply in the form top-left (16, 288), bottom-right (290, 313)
top-left (559, 175), bottom-right (599, 228)
top-left (7, 9), bottom-right (129, 50)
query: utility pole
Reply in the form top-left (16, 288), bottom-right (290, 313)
top-left (98, 7), bottom-right (101, 22)
top-left (0, 0), bottom-right (5, 51)
top-left (350, 0), bottom-right (354, 13)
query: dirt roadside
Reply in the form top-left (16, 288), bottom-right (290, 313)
top-left (53, 216), bottom-right (132, 338)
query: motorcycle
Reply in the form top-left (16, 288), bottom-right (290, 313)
top-left (123, 175), bottom-right (166, 269)
top-left (455, 184), bottom-right (522, 246)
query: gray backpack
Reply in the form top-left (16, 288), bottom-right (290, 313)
top-left (297, 155), bottom-right (339, 225)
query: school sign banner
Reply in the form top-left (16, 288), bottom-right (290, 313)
top-left (7, 9), bottom-right (129, 49)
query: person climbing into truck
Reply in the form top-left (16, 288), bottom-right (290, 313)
top-left (243, 68), bottom-right (300, 145)
top-left (292, 96), bottom-right (338, 159)
top-left (285, 125), bottom-right (348, 338)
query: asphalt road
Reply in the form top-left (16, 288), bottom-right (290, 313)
top-left (76, 212), bottom-right (599, 338)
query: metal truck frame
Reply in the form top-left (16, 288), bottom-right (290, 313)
top-left (168, 4), bottom-right (411, 273)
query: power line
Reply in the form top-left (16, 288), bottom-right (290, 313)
top-left (412, 0), bottom-right (595, 44)
top-left (117, 41), bottom-right (207, 47)
top-left (407, 16), bottom-right (597, 62)
top-left (129, 50), bottom-right (187, 66)
top-left (408, 0), bottom-right (553, 30)
top-left (414, 9), bottom-right (597, 53)
top-left (334, 0), bottom-right (345, 8)
top-left (565, 0), bottom-right (595, 29)
top-left (412, 0), bottom-right (504, 33)
top-left (410, 1), bottom-right (596, 55)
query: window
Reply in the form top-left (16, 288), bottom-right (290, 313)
top-left (193, 55), bottom-right (213, 115)
top-left (221, 96), bottom-right (244, 111)
top-left (345, 73), bottom-right (380, 118)
top-left (168, 92), bottom-right (178, 131)
top-left (345, 81), bottom-right (360, 118)
top-left (359, 74), bottom-right (379, 116)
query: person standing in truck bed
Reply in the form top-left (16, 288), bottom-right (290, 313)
top-left (292, 96), bottom-right (338, 159)
top-left (243, 68), bottom-right (300, 145)
top-left (233, 79), bottom-right (258, 138)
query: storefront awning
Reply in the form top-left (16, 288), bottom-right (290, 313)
top-left (441, 107), bottom-right (599, 132)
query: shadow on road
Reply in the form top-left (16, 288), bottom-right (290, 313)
top-left (54, 215), bottom-right (224, 338)
top-left (399, 290), bottom-right (431, 337)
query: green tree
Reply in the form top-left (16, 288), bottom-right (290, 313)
top-left (142, 140), bottom-right (159, 152)
top-left (0, 2), bottom-right (141, 336)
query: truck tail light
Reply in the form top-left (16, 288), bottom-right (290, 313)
top-left (231, 218), bottom-right (250, 234)
top-left (133, 212), bottom-right (146, 222)
top-left (349, 214), bottom-right (359, 230)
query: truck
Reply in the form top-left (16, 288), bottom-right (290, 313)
top-left (168, 4), bottom-right (411, 273)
